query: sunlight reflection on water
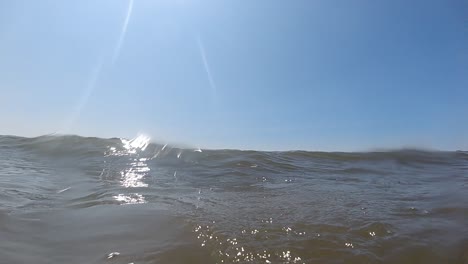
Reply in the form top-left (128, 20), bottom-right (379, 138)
top-left (109, 135), bottom-right (151, 205)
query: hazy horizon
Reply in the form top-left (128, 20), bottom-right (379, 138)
top-left (1, 133), bottom-right (464, 153)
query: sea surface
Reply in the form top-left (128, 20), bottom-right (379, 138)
top-left (0, 135), bottom-right (467, 264)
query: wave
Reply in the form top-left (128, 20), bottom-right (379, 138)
top-left (1, 134), bottom-right (467, 263)
top-left (0, 134), bottom-right (462, 165)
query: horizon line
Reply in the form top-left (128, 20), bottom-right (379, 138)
top-left (0, 133), bottom-right (463, 153)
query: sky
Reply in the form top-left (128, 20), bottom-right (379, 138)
top-left (0, 0), bottom-right (467, 151)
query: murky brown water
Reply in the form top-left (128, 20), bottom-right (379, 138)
top-left (1, 135), bottom-right (467, 263)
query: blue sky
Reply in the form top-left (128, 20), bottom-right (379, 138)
top-left (0, 0), bottom-right (467, 151)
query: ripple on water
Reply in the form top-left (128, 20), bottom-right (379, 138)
top-left (1, 135), bottom-right (467, 263)
top-left (193, 223), bottom-right (308, 263)
top-left (350, 222), bottom-right (394, 239)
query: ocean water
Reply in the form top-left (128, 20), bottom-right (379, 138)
top-left (0, 135), bottom-right (467, 264)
